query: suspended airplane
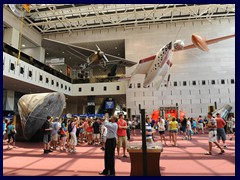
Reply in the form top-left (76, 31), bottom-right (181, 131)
top-left (129, 34), bottom-right (235, 89)
top-left (42, 38), bottom-right (136, 70)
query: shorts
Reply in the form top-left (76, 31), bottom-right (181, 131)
top-left (51, 134), bottom-right (58, 141)
top-left (102, 136), bottom-right (106, 143)
top-left (117, 136), bottom-right (127, 148)
top-left (198, 123), bottom-right (203, 130)
top-left (217, 128), bottom-right (226, 141)
top-left (43, 134), bottom-right (51, 144)
top-left (93, 133), bottom-right (100, 139)
top-left (182, 125), bottom-right (186, 132)
top-left (159, 131), bottom-right (165, 135)
top-left (171, 129), bottom-right (178, 133)
top-left (87, 132), bottom-right (93, 135)
top-left (208, 130), bottom-right (217, 142)
top-left (70, 132), bottom-right (77, 146)
top-left (187, 130), bottom-right (192, 135)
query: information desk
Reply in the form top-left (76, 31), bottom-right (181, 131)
top-left (127, 142), bottom-right (163, 176)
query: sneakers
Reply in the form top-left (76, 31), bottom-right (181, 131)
top-left (44, 150), bottom-right (49, 154)
top-left (223, 145), bottom-right (227, 149)
top-left (47, 149), bottom-right (53, 153)
top-left (100, 147), bottom-right (105, 151)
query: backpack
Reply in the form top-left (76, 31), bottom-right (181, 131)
top-left (11, 128), bottom-right (16, 134)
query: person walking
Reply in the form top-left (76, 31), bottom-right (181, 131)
top-left (215, 113), bottom-right (227, 148)
top-left (99, 116), bottom-right (118, 176)
top-left (204, 112), bottom-right (225, 155)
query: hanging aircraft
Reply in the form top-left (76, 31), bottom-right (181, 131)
top-left (129, 34), bottom-right (235, 89)
top-left (42, 38), bottom-right (136, 70)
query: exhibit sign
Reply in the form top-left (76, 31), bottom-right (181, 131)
top-left (105, 101), bottom-right (114, 109)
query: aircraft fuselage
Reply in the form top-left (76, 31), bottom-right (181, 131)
top-left (143, 42), bottom-right (172, 87)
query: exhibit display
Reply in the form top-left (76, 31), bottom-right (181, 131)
top-left (127, 141), bottom-right (163, 176)
top-left (42, 38), bottom-right (136, 71)
top-left (128, 33), bottom-right (235, 90)
top-left (17, 92), bottom-right (66, 140)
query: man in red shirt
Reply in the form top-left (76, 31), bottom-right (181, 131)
top-left (117, 114), bottom-right (128, 158)
top-left (216, 113), bottom-right (227, 148)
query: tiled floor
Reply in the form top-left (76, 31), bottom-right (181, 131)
top-left (3, 131), bottom-right (235, 176)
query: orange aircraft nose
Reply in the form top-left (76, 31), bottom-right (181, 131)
top-left (191, 34), bottom-right (209, 51)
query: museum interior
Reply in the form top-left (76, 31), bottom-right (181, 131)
top-left (3, 4), bottom-right (235, 176)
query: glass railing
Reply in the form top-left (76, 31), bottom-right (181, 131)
top-left (3, 42), bottom-right (125, 84)
top-left (3, 42), bottom-right (72, 83)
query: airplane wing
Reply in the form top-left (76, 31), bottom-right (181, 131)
top-left (173, 34), bottom-right (235, 52)
top-left (205, 34), bottom-right (235, 45)
top-left (42, 38), bottom-right (95, 63)
top-left (154, 76), bottom-right (163, 90)
top-left (132, 55), bottom-right (156, 75)
top-left (42, 38), bottom-right (137, 67)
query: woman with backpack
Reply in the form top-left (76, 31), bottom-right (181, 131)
top-left (7, 121), bottom-right (16, 149)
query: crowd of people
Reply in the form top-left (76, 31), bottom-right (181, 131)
top-left (3, 111), bottom-right (235, 175)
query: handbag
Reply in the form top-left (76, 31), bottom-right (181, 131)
top-left (11, 129), bottom-right (17, 134)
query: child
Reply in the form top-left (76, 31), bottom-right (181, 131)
top-left (59, 123), bottom-right (67, 151)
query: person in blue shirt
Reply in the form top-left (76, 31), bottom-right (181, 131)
top-left (99, 116), bottom-right (118, 176)
top-left (7, 121), bottom-right (16, 149)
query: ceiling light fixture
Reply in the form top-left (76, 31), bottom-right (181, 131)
top-left (22, 44), bottom-right (26, 47)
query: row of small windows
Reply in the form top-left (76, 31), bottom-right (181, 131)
top-left (133, 88), bottom-right (232, 97)
top-left (132, 97), bottom-right (233, 106)
top-left (173, 79), bottom-right (234, 87)
top-left (78, 86), bottom-right (120, 92)
top-left (10, 63), bottom-right (71, 92)
top-left (129, 79), bottom-right (235, 88)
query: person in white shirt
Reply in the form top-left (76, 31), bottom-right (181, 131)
top-left (186, 118), bottom-right (192, 140)
top-left (157, 117), bottom-right (167, 145)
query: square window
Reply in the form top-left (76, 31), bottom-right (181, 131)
top-left (39, 75), bottom-right (43, 81)
top-left (173, 82), bottom-right (177, 86)
top-left (10, 63), bottom-right (15, 70)
top-left (129, 84), bottom-right (132, 88)
top-left (51, 80), bottom-right (54, 85)
top-left (231, 79), bottom-right (235, 84)
top-left (56, 82), bottom-right (59, 87)
top-left (91, 87), bottom-right (94, 91)
top-left (202, 80), bottom-right (206, 85)
top-left (221, 79), bottom-right (225, 84)
top-left (61, 84), bottom-right (63, 88)
top-left (69, 87), bottom-right (71, 91)
top-left (46, 78), bottom-right (49, 83)
top-left (79, 87), bottom-right (82, 92)
top-left (117, 86), bottom-right (120, 90)
top-left (183, 81), bottom-right (187, 86)
top-left (20, 67), bottom-right (24, 74)
top-left (65, 85), bottom-right (67, 90)
top-left (192, 81), bottom-right (196, 86)
top-left (137, 83), bottom-right (141, 88)
top-left (211, 80), bottom-right (215, 85)
top-left (28, 70), bottom-right (32, 77)
top-left (104, 86), bottom-right (107, 91)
